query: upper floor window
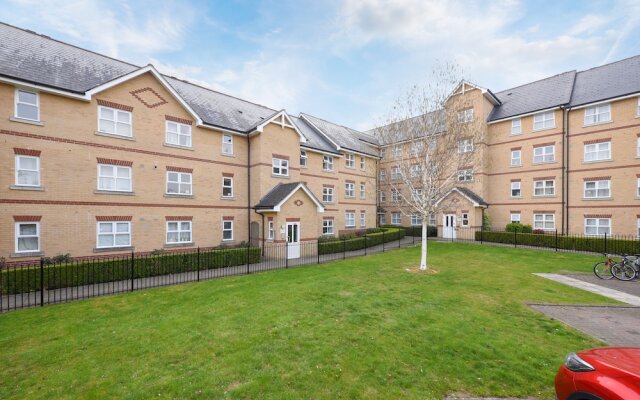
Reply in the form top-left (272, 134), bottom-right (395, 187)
top-left (410, 164), bottom-right (422, 178)
top-left (585, 218), bottom-right (610, 236)
top-left (322, 186), bottom-right (334, 203)
top-left (166, 221), bottom-right (192, 244)
top-left (391, 189), bottom-right (400, 202)
top-left (345, 182), bottom-right (355, 198)
top-left (457, 108), bottom-right (474, 123)
top-left (511, 181), bottom-right (521, 197)
top-left (391, 145), bottom-right (402, 158)
top-left (15, 155), bottom-right (40, 187)
top-left (15, 89), bottom-right (39, 121)
top-left (457, 169), bottom-right (473, 182)
top-left (166, 171), bottom-right (192, 195)
top-left (584, 141), bottom-right (610, 162)
top-left (637, 97), bottom-right (640, 116)
top-left (222, 134), bottom-right (233, 155)
top-left (511, 118), bottom-right (522, 135)
top-left (411, 141), bottom-right (424, 156)
top-left (411, 188), bottom-right (423, 202)
top-left (391, 166), bottom-right (401, 180)
top-left (510, 150), bottom-right (521, 166)
top-left (345, 153), bottom-right (355, 168)
top-left (272, 158), bottom-right (289, 176)
top-left (534, 179), bottom-right (555, 196)
top-left (360, 183), bottom-right (366, 199)
top-left (360, 156), bottom-right (365, 170)
top-left (15, 222), bottom-right (40, 253)
top-left (323, 155), bottom-right (334, 171)
top-left (584, 180), bottom-right (610, 199)
top-left (637, 137), bottom-right (640, 158)
top-left (533, 111), bottom-right (555, 131)
top-left (379, 169), bottom-right (386, 181)
top-left (98, 164), bottom-right (132, 192)
top-left (98, 106), bottom-right (132, 137)
top-left (222, 177), bottom-right (233, 198)
top-left (379, 190), bottom-right (386, 202)
top-left (300, 151), bottom-right (307, 167)
top-left (533, 145), bottom-right (555, 163)
top-left (584, 103), bottom-right (611, 125)
top-left (166, 121), bottom-right (192, 147)
top-left (97, 221), bottom-right (131, 249)
top-left (457, 139), bottom-right (473, 153)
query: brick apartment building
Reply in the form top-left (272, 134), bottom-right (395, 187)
top-left (1, 22), bottom-right (639, 261)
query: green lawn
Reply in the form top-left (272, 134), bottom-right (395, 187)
top-left (0, 242), bottom-right (615, 399)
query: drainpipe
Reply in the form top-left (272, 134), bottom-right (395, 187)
top-left (564, 107), bottom-right (570, 234)
top-left (375, 157), bottom-right (380, 227)
top-left (247, 135), bottom-right (252, 245)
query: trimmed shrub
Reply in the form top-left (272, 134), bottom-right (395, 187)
top-left (318, 227), bottom-right (405, 255)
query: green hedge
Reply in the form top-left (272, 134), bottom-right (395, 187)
top-left (475, 231), bottom-right (640, 254)
top-left (398, 225), bottom-right (437, 237)
top-left (318, 228), bottom-right (406, 255)
top-left (2, 247), bottom-right (261, 295)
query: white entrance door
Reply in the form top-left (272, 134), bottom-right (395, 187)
top-left (286, 222), bottom-right (300, 259)
top-left (443, 214), bottom-right (456, 239)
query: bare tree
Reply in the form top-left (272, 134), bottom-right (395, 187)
top-left (373, 64), bottom-right (482, 271)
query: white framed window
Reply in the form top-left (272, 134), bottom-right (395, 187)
top-left (533, 214), bottom-right (555, 230)
top-left (638, 178), bottom-right (640, 197)
top-left (584, 141), bottom-right (611, 162)
top-left (97, 221), bottom-right (131, 248)
top-left (323, 219), bottom-right (334, 235)
top-left (360, 212), bottom-right (366, 227)
top-left (322, 186), bottom-right (334, 203)
top-left (510, 213), bottom-right (521, 224)
top-left (345, 153), bottom-right (355, 168)
top-left (345, 212), bottom-right (355, 227)
top-left (637, 97), bottom-right (640, 116)
top-left (272, 158), bottom-right (289, 176)
top-left (411, 215), bottom-right (422, 226)
top-left (457, 108), bottom-right (474, 123)
top-left (345, 182), bottom-right (355, 198)
top-left (637, 137), bottom-right (640, 158)
top-left (585, 218), bottom-right (611, 236)
top-left (166, 221), bottom-right (192, 244)
top-left (15, 89), bottom-right (39, 121)
top-left (391, 166), bottom-right (401, 180)
top-left (411, 141), bottom-right (423, 156)
top-left (222, 220), bottom-right (233, 241)
top-left (360, 156), bottom-right (366, 170)
top-left (379, 190), bottom-right (386, 202)
top-left (379, 169), bottom-right (386, 181)
top-left (457, 139), bottom-right (473, 153)
top-left (379, 214), bottom-right (386, 225)
top-left (166, 171), bottom-right (192, 195)
top-left (360, 183), bottom-right (366, 199)
top-left (391, 189), bottom-right (400, 202)
top-left (411, 188), bottom-right (423, 202)
top-left (584, 103), bottom-right (611, 125)
top-left (300, 150), bottom-right (307, 167)
top-left (222, 177), bottom-right (233, 198)
top-left (410, 164), bottom-right (422, 177)
top-left (98, 164), bottom-right (132, 192)
top-left (510, 150), bottom-right (521, 166)
top-left (584, 180), bottom-right (610, 199)
top-left (222, 134), bottom-right (233, 155)
top-left (15, 222), bottom-right (40, 253)
top-left (533, 111), bottom-right (555, 130)
top-left (511, 181), bottom-right (521, 197)
top-left (15, 155), bottom-right (40, 187)
top-left (511, 118), bottom-right (522, 135)
top-left (392, 145), bottom-right (402, 158)
top-left (637, 218), bottom-right (640, 238)
top-left (534, 180), bottom-right (555, 196)
top-left (457, 169), bottom-right (473, 182)
top-left (533, 145), bottom-right (555, 163)
top-left (428, 213), bottom-right (436, 226)
top-left (461, 213), bottom-right (469, 227)
top-left (391, 212), bottom-right (401, 225)
top-left (268, 220), bottom-right (275, 240)
top-left (166, 121), bottom-right (192, 148)
top-left (323, 155), bottom-right (334, 171)
top-left (98, 106), bottom-right (132, 137)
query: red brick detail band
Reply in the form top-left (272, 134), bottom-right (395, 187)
top-left (97, 99), bottom-right (134, 112)
top-left (533, 176), bottom-right (556, 181)
top-left (97, 157), bottom-right (133, 167)
top-left (222, 172), bottom-right (234, 177)
top-left (165, 216), bottom-right (193, 221)
top-left (286, 218), bottom-right (300, 222)
top-left (323, 216), bottom-right (334, 220)
top-left (583, 176), bottom-right (611, 181)
top-left (96, 216), bottom-right (132, 221)
top-left (166, 166), bottom-right (193, 173)
top-left (533, 210), bottom-right (556, 214)
top-left (165, 115), bottom-right (193, 125)
top-left (533, 141), bottom-right (556, 148)
top-left (13, 215), bottom-right (42, 222)
top-left (583, 137), bottom-right (611, 145)
top-left (272, 153), bottom-right (290, 160)
top-left (13, 148), bottom-right (41, 156)
top-left (222, 216), bottom-right (234, 221)
top-left (1, 198), bottom-right (245, 210)
top-left (584, 214), bottom-right (612, 218)
top-left (130, 87), bottom-right (168, 108)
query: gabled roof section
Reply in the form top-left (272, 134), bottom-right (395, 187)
top-left (569, 55), bottom-right (640, 107)
top-left (488, 71), bottom-right (576, 122)
top-left (450, 80), bottom-right (501, 105)
top-left (291, 116), bottom-right (341, 155)
top-left (248, 110), bottom-right (307, 142)
top-left (300, 113), bottom-right (379, 157)
top-left (255, 182), bottom-right (324, 212)
top-left (435, 187), bottom-right (488, 208)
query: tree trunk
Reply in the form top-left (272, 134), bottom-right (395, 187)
top-left (420, 219), bottom-right (428, 270)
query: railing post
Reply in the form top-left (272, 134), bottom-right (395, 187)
top-left (317, 240), bottom-right (320, 264)
top-left (514, 230), bottom-right (517, 248)
top-left (604, 232), bottom-right (608, 254)
top-left (364, 235), bottom-right (367, 256)
top-left (480, 224), bottom-right (484, 244)
top-left (555, 230), bottom-right (558, 251)
top-left (285, 242), bottom-right (289, 269)
top-left (40, 257), bottom-right (44, 307)
top-left (246, 244), bottom-right (250, 274)
top-left (130, 251), bottom-right (135, 292)
top-left (343, 237), bottom-right (346, 260)
top-left (382, 231), bottom-right (385, 252)
top-left (197, 247), bottom-right (201, 281)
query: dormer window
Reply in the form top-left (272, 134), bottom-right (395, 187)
top-left (15, 89), bottom-right (40, 121)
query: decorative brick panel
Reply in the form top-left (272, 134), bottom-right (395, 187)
top-left (13, 148), bottom-right (41, 156)
top-left (95, 216), bottom-right (132, 221)
top-left (166, 166), bottom-right (193, 173)
top-left (97, 99), bottom-right (133, 112)
top-left (165, 216), bottom-right (193, 221)
top-left (13, 215), bottom-right (42, 222)
top-left (97, 157), bottom-right (133, 167)
top-left (130, 87), bottom-right (168, 108)
top-left (583, 137), bottom-right (611, 145)
top-left (165, 115), bottom-right (193, 125)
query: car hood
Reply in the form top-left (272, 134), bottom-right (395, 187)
top-left (579, 347), bottom-right (640, 380)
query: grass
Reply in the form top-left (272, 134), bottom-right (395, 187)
top-left (0, 242), bottom-right (615, 399)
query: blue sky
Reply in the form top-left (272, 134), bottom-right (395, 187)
top-left (2, 0), bottom-right (639, 130)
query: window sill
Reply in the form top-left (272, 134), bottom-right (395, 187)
top-left (582, 197), bottom-right (613, 201)
top-left (221, 153), bottom-right (235, 157)
top-left (164, 143), bottom-right (193, 151)
top-left (95, 190), bottom-right (135, 196)
top-left (583, 159), bottom-right (612, 164)
top-left (510, 164), bottom-right (523, 168)
top-left (510, 133), bottom-right (523, 137)
top-left (10, 185), bottom-right (45, 191)
top-left (532, 160), bottom-right (557, 166)
top-left (10, 117), bottom-right (44, 127)
top-left (322, 170), bottom-right (335, 173)
top-left (221, 239), bottom-right (235, 243)
top-left (532, 126), bottom-right (556, 133)
top-left (95, 131), bottom-right (135, 141)
top-left (10, 251), bottom-right (43, 258)
top-left (93, 246), bottom-right (134, 253)
top-left (220, 196), bottom-right (235, 201)
top-left (164, 194), bottom-right (194, 199)
top-left (533, 195), bottom-right (557, 198)
top-left (164, 242), bottom-right (195, 248)
top-left (510, 196), bottom-right (523, 199)
top-left (322, 201), bottom-right (335, 205)
top-left (271, 174), bottom-right (290, 179)
top-left (583, 120), bottom-right (613, 128)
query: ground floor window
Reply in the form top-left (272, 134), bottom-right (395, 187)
top-left (268, 221), bottom-right (274, 240)
top-left (166, 221), bottom-right (192, 244)
top-left (379, 214), bottom-right (386, 225)
top-left (345, 212), bottom-right (355, 227)
top-left (637, 218), bottom-right (640, 238)
top-left (323, 219), bottom-right (334, 235)
top-left (97, 221), bottom-right (131, 248)
top-left (391, 212), bottom-right (401, 225)
top-left (222, 220), bottom-right (233, 241)
top-left (533, 214), bottom-right (554, 230)
top-left (411, 215), bottom-right (422, 226)
top-left (510, 213), bottom-right (521, 224)
top-left (15, 222), bottom-right (39, 253)
top-left (461, 213), bottom-right (469, 227)
top-left (585, 218), bottom-right (611, 236)
top-left (428, 214), bottom-right (436, 226)
top-left (360, 212), bottom-right (366, 227)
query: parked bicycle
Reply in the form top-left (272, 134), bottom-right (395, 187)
top-left (611, 253), bottom-right (640, 281)
top-left (593, 254), bottom-right (618, 280)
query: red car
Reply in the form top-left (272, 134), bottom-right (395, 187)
top-left (555, 347), bottom-right (640, 400)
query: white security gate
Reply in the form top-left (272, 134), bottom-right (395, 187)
top-left (443, 214), bottom-right (456, 239)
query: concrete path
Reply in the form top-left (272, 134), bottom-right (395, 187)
top-left (533, 273), bottom-right (640, 306)
top-left (562, 273), bottom-right (640, 297)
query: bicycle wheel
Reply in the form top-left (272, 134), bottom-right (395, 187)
top-left (593, 261), bottom-right (615, 279)
top-left (611, 262), bottom-right (636, 281)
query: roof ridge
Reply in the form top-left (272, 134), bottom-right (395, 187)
top-left (301, 112), bottom-right (372, 137)
top-left (494, 70), bottom-right (576, 95)
top-left (577, 54), bottom-right (640, 74)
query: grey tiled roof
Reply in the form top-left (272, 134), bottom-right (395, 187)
top-left (456, 187), bottom-right (488, 207)
top-left (291, 116), bottom-right (340, 154)
top-left (300, 113), bottom-right (379, 156)
top-left (371, 109), bottom-right (447, 145)
top-left (255, 182), bottom-right (323, 210)
top-left (569, 55), bottom-right (640, 107)
top-left (488, 71), bottom-right (576, 121)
